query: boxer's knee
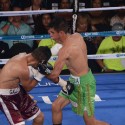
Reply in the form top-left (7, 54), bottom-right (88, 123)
top-left (33, 111), bottom-right (44, 124)
top-left (52, 101), bottom-right (61, 113)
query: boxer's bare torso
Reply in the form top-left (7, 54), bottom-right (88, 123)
top-left (0, 53), bottom-right (29, 89)
top-left (60, 33), bottom-right (89, 76)
top-left (48, 31), bottom-right (89, 80)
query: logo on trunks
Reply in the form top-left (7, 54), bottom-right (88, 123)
top-left (9, 89), bottom-right (19, 94)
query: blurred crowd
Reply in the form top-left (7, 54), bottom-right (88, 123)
top-left (0, 0), bottom-right (125, 74)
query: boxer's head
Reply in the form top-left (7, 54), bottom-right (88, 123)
top-left (31, 46), bottom-right (51, 63)
top-left (48, 17), bottom-right (69, 33)
top-left (48, 17), bottom-right (70, 43)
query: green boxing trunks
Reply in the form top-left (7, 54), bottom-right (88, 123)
top-left (59, 70), bottom-right (96, 116)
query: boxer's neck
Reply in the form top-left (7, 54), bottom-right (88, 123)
top-left (26, 54), bottom-right (38, 67)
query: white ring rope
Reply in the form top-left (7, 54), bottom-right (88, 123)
top-left (0, 6), bottom-right (125, 16)
top-left (50, 53), bottom-right (125, 60)
top-left (0, 53), bottom-right (125, 64)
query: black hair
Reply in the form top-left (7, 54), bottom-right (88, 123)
top-left (35, 13), bottom-right (53, 34)
top-left (31, 46), bottom-right (52, 63)
top-left (48, 17), bottom-right (70, 33)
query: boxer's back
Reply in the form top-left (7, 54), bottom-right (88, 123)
top-left (0, 53), bottom-right (28, 89)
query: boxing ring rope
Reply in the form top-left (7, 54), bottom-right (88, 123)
top-left (0, 53), bottom-right (125, 64)
top-left (0, 30), bottom-right (125, 41)
top-left (0, 5), bottom-right (125, 65)
top-left (0, 6), bottom-right (125, 16)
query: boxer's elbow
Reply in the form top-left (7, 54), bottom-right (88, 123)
top-left (22, 85), bottom-right (32, 92)
top-left (22, 80), bottom-right (38, 92)
top-left (24, 86), bottom-right (32, 92)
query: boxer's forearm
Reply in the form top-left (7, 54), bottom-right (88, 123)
top-left (22, 79), bottom-right (38, 92)
top-left (46, 74), bottom-right (59, 83)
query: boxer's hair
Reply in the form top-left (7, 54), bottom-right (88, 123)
top-left (48, 17), bottom-right (70, 33)
top-left (31, 46), bottom-right (52, 63)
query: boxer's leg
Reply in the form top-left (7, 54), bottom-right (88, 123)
top-left (52, 96), bottom-right (70, 125)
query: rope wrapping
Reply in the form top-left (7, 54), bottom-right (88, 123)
top-left (72, 0), bottom-right (79, 33)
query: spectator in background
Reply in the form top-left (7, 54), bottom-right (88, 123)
top-left (92, 24), bottom-right (105, 54)
top-left (110, 2), bottom-right (125, 28)
top-left (92, 0), bottom-right (102, 8)
top-left (59, 0), bottom-right (71, 9)
top-left (34, 13), bottom-right (53, 35)
top-left (54, 0), bottom-right (72, 27)
top-left (96, 23), bottom-right (125, 73)
top-left (76, 13), bottom-right (101, 73)
top-left (0, 6), bottom-right (33, 58)
top-left (88, 0), bottom-right (110, 53)
top-left (76, 13), bottom-right (92, 33)
top-left (24, 0), bottom-right (45, 31)
top-left (34, 13), bottom-right (53, 47)
top-left (38, 39), bottom-right (56, 49)
top-left (88, 0), bottom-right (110, 32)
top-left (0, 0), bottom-right (12, 22)
top-left (0, 0), bottom-right (11, 11)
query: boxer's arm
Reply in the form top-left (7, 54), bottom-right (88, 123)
top-left (47, 49), bottom-right (67, 82)
top-left (36, 58), bottom-right (74, 95)
top-left (34, 45), bottom-right (74, 93)
top-left (28, 66), bottom-right (45, 81)
top-left (20, 66), bottom-right (44, 92)
top-left (47, 48), bottom-right (75, 94)
top-left (21, 77), bottom-right (38, 92)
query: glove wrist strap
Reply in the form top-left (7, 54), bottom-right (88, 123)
top-left (58, 77), bottom-right (67, 87)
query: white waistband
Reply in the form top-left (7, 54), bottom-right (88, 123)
top-left (70, 74), bottom-right (80, 79)
top-left (0, 87), bottom-right (20, 95)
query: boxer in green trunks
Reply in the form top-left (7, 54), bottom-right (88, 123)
top-left (47, 17), bottom-right (110, 125)
top-left (59, 70), bottom-right (96, 117)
